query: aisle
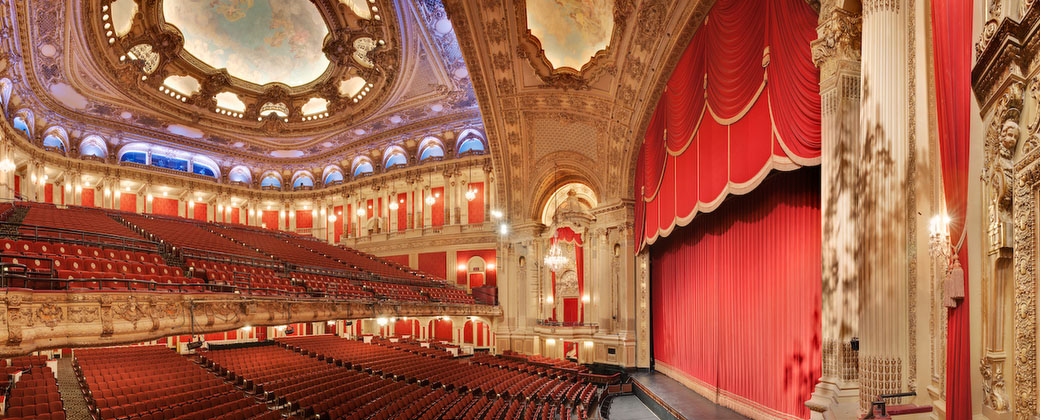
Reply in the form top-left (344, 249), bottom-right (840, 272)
top-left (56, 357), bottom-right (92, 420)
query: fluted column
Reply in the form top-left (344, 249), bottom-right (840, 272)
top-left (858, 0), bottom-right (909, 409)
top-left (805, 4), bottom-right (864, 419)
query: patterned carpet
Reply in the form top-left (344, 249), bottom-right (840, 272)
top-left (56, 357), bottom-right (92, 420)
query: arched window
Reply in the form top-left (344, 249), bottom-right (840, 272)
top-left (385, 153), bottom-right (407, 168)
top-left (228, 167), bottom-right (252, 184)
top-left (458, 138), bottom-right (485, 154)
top-left (81, 143), bottom-right (105, 158)
top-left (120, 151), bottom-right (147, 164)
top-left (192, 163), bottom-right (216, 177)
top-left (150, 154), bottom-right (189, 171)
top-left (43, 134), bottom-right (66, 152)
top-left (80, 136), bottom-right (108, 158)
top-left (353, 161), bottom-right (373, 177)
top-left (324, 171), bottom-right (344, 185)
top-left (12, 117), bottom-right (30, 137)
top-left (293, 176), bottom-right (314, 188)
top-left (420, 145), bottom-right (444, 161)
top-left (261, 176), bottom-right (282, 188)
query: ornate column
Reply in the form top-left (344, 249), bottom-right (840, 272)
top-left (805, 4), bottom-right (863, 419)
top-left (857, 0), bottom-right (911, 409)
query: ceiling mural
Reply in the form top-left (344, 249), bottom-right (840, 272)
top-left (0, 0), bottom-right (485, 171)
top-left (162, 0), bottom-right (331, 86)
top-left (525, 0), bottom-right (614, 70)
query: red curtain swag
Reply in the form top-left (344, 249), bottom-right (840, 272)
top-left (636, 0), bottom-right (821, 248)
top-left (651, 168), bottom-right (821, 419)
top-left (931, 0), bottom-right (971, 416)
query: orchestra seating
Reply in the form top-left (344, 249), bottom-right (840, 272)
top-left (4, 362), bottom-right (64, 420)
top-left (0, 203), bottom-right (481, 305)
top-left (74, 345), bottom-right (276, 420)
top-left (269, 335), bottom-right (600, 419)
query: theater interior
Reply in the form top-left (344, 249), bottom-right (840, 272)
top-left (0, 0), bottom-right (1021, 419)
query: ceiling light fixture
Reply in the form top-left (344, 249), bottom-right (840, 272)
top-left (543, 163), bottom-right (568, 274)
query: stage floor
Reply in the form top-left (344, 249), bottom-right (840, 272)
top-left (631, 371), bottom-right (748, 420)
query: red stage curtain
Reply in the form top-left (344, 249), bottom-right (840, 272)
top-left (931, 0), bottom-right (971, 416)
top-left (651, 168), bottom-right (820, 419)
top-left (637, 0), bottom-right (821, 248)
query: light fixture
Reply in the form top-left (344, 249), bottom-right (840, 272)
top-left (486, 263), bottom-right (495, 270)
top-left (582, 295), bottom-right (590, 303)
top-left (0, 157), bottom-right (14, 173)
top-left (328, 214), bottom-right (337, 223)
top-left (499, 224), bottom-right (508, 235)
top-left (465, 189), bottom-right (476, 201)
top-left (217, 204), bottom-right (224, 212)
top-left (312, 209), bottom-right (318, 217)
top-left (377, 317), bottom-right (388, 326)
top-left (546, 295), bottom-right (554, 304)
top-left (491, 210), bottom-right (502, 219)
top-left (356, 208), bottom-right (366, 217)
top-left (389, 201), bottom-right (399, 210)
top-left (543, 164), bottom-right (568, 273)
top-left (425, 194), bottom-right (436, 206)
top-left (457, 263), bottom-right (467, 271)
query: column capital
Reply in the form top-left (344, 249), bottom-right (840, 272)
top-left (812, 7), bottom-right (861, 79)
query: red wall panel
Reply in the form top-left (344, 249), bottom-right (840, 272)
top-left (456, 249), bottom-right (497, 286)
top-left (120, 194), bottom-right (137, 212)
top-left (334, 205), bottom-right (344, 243)
top-left (418, 252), bottom-right (447, 280)
top-left (44, 184), bottom-right (53, 203)
top-left (397, 193), bottom-right (408, 231)
top-left (430, 319), bottom-right (453, 341)
top-left (383, 254), bottom-right (409, 267)
top-left (467, 182), bottom-right (484, 224)
top-left (431, 187), bottom-right (444, 226)
top-left (231, 207), bottom-right (240, 224)
top-left (192, 203), bottom-right (207, 221)
top-left (81, 188), bottom-right (95, 208)
top-left (152, 197), bottom-right (178, 217)
top-left (262, 210), bottom-right (279, 230)
top-left (650, 168), bottom-right (820, 419)
top-left (296, 210), bottom-right (313, 230)
top-left (563, 298), bottom-right (579, 324)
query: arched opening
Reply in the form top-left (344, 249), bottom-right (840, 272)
top-left (80, 136), bottom-right (108, 159)
top-left (540, 182), bottom-right (598, 226)
top-left (352, 158), bottom-right (374, 177)
top-left (228, 166), bottom-right (252, 184)
top-left (419, 137), bottom-right (445, 161)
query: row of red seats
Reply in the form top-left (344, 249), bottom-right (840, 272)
top-left (210, 225), bottom-right (348, 271)
top-left (75, 345), bottom-right (273, 420)
top-left (5, 365), bottom-right (65, 420)
top-left (21, 206), bottom-right (154, 249)
top-left (185, 259), bottom-right (303, 296)
top-left (120, 214), bottom-right (266, 259)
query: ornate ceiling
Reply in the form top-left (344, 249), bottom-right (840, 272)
top-left (0, 0), bottom-right (482, 170)
top-left (443, 0), bottom-right (715, 219)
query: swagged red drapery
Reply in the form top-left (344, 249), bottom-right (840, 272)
top-left (549, 227), bottom-right (584, 323)
top-left (635, 0), bottom-right (821, 248)
top-left (931, 0), bottom-right (971, 417)
top-left (651, 168), bottom-right (821, 419)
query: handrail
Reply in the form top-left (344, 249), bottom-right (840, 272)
top-left (0, 222), bottom-right (160, 252)
top-left (179, 247), bottom-right (281, 269)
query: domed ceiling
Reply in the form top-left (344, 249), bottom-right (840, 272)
top-left (1, 0), bottom-right (482, 170)
top-left (162, 0), bottom-right (331, 87)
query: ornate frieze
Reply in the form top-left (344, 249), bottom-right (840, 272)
top-left (0, 290), bottom-right (501, 358)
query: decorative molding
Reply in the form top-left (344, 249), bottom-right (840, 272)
top-left (0, 290), bottom-right (501, 358)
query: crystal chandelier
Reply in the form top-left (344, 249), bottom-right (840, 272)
top-left (543, 163), bottom-right (568, 273)
top-left (0, 157), bottom-right (14, 173)
top-left (544, 239), bottom-right (567, 273)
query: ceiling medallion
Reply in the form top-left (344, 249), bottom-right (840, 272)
top-left (515, 0), bottom-right (625, 90)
